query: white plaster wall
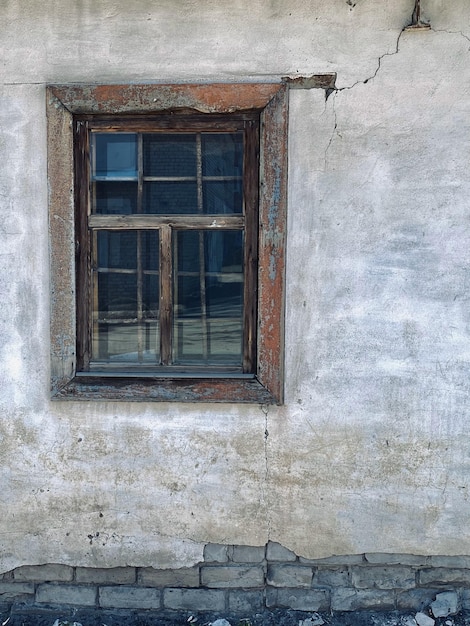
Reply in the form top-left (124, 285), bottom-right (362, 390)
top-left (1, 0), bottom-right (470, 571)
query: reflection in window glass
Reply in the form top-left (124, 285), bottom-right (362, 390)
top-left (202, 133), bottom-right (243, 177)
top-left (202, 180), bottom-right (242, 214)
top-left (143, 135), bottom-right (196, 177)
top-left (94, 182), bottom-right (137, 215)
top-left (92, 231), bottom-right (159, 364)
top-left (143, 181), bottom-right (198, 214)
top-left (173, 230), bottom-right (244, 365)
top-left (93, 133), bottom-right (137, 179)
top-left (87, 130), bottom-right (250, 370)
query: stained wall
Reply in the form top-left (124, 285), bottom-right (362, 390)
top-left (1, 0), bottom-right (470, 572)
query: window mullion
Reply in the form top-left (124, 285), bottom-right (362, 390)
top-left (160, 224), bottom-right (173, 365)
top-left (136, 134), bottom-right (144, 362)
top-left (242, 119), bottom-right (259, 373)
top-left (196, 134), bottom-right (209, 362)
top-left (76, 120), bottom-right (92, 370)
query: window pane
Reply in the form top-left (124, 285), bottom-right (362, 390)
top-left (97, 272), bottom-right (138, 320)
top-left (173, 230), bottom-right (244, 365)
top-left (93, 230), bottom-right (159, 364)
top-left (94, 323), bottom-right (159, 363)
top-left (202, 133), bottom-right (243, 177)
top-left (93, 133), bottom-right (137, 179)
top-left (97, 231), bottom-right (137, 269)
top-left (202, 134), bottom-right (243, 214)
top-left (143, 181), bottom-right (198, 214)
top-left (94, 181), bottom-right (138, 215)
top-left (143, 134), bottom-right (196, 177)
top-left (202, 180), bottom-right (243, 214)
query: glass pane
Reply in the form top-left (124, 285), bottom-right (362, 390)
top-left (96, 231), bottom-right (158, 271)
top-left (97, 272), bottom-right (137, 319)
top-left (97, 231), bottom-right (137, 270)
top-left (143, 134), bottom-right (196, 177)
top-left (173, 230), bottom-right (244, 365)
top-left (176, 276), bottom-right (202, 317)
top-left (141, 231), bottom-right (159, 272)
top-left (94, 181), bottom-right (137, 215)
top-left (208, 319), bottom-right (243, 359)
top-left (93, 230), bottom-right (159, 364)
top-left (94, 322), bottom-right (159, 363)
top-left (202, 180), bottom-right (243, 214)
top-left (143, 181), bottom-right (198, 214)
top-left (176, 230), bottom-right (200, 272)
top-left (92, 133), bottom-right (137, 179)
top-left (202, 133), bottom-right (243, 177)
top-left (143, 274), bottom-right (159, 318)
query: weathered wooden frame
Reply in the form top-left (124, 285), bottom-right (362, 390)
top-left (75, 114), bottom-right (259, 374)
top-left (47, 83), bottom-right (288, 403)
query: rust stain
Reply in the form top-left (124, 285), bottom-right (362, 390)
top-left (282, 74), bottom-right (337, 90)
top-left (51, 83), bottom-right (283, 115)
top-left (53, 377), bottom-right (275, 404)
top-left (257, 84), bottom-right (288, 404)
top-left (47, 82), bottom-right (288, 403)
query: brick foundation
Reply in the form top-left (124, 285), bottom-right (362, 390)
top-left (2, 544), bottom-right (470, 614)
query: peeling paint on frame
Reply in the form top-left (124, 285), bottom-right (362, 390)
top-left (47, 83), bottom-right (288, 404)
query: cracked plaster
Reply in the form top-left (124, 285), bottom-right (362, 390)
top-left (2, 0), bottom-right (470, 571)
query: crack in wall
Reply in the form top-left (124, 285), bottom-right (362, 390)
top-left (322, 21), bottom-right (470, 170)
top-left (324, 91), bottom-right (338, 167)
top-left (260, 403), bottom-right (271, 542)
top-left (432, 28), bottom-right (470, 47)
top-left (338, 28), bottom-right (405, 93)
top-left (323, 24), bottom-right (405, 167)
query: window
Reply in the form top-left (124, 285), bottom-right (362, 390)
top-left (48, 84), bottom-right (287, 403)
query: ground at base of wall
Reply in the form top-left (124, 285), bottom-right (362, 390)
top-left (3, 608), bottom-right (470, 626)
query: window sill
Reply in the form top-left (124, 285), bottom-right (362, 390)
top-left (51, 376), bottom-right (278, 404)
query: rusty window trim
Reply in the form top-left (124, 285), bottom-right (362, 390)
top-left (75, 114), bottom-right (259, 375)
top-left (47, 83), bottom-right (288, 404)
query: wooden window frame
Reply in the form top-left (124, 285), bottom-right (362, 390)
top-left (47, 83), bottom-right (288, 404)
top-left (76, 115), bottom-right (259, 375)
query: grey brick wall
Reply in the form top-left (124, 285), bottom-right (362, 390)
top-left (76, 567), bottom-right (136, 584)
top-left (99, 586), bottom-right (160, 609)
top-left (3, 545), bottom-right (470, 614)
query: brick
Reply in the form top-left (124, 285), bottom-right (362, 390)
top-left (419, 568), bottom-right (470, 586)
top-left (365, 553), bottom-right (428, 566)
top-left (267, 564), bottom-right (312, 588)
top-left (299, 555), bottom-right (364, 566)
top-left (266, 586), bottom-right (277, 608)
top-left (351, 565), bottom-right (416, 590)
top-left (14, 564), bottom-right (74, 582)
top-left (267, 587), bottom-right (329, 611)
top-left (397, 588), bottom-right (442, 611)
top-left (314, 567), bottom-right (350, 587)
top-left (331, 588), bottom-right (395, 611)
top-left (430, 556), bottom-right (470, 569)
top-left (204, 544), bottom-right (229, 563)
top-left (76, 567), bottom-right (135, 584)
top-left (99, 586), bottom-right (160, 609)
top-left (230, 545), bottom-right (265, 563)
top-left (458, 588), bottom-right (470, 609)
top-left (201, 566), bottom-right (264, 588)
top-left (36, 583), bottom-right (96, 606)
top-left (430, 591), bottom-right (459, 617)
top-left (0, 582), bottom-right (35, 600)
top-left (229, 590), bottom-right (264, 612)
top-left (266, 541), bottom-right (297, 562)
top-left (163, 588), bottom-right (225, 611)
top-left (139, 567), bottom-right (199, 587)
